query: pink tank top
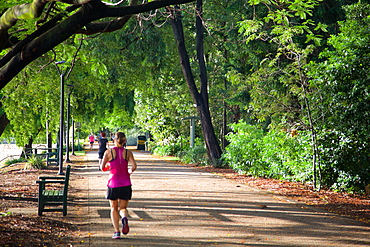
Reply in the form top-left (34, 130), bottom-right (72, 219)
top-left (107, 147), bottom-right (131, 188)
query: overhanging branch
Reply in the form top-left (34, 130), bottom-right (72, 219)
top-left (0, 0), bottom-right (195, 91)
top-left (0, 0), bottom-right (91, 49)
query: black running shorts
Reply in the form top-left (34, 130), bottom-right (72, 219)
top-left (106, 185), bottom-right (132, 200)
top-left (98, 152), bottom-right (105, 159)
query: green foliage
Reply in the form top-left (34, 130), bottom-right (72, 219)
top-left (316, 130), bottom-right (369, 192)
top-left (236, 0), bottom-right (328, 129)
top-left (24, 155), bottom-right (45, 170)
top-left (178, 145), bottom-right (208, 166)
top-left (151, 137), bottom-right (209, 165)
top-left (223, 123), bottom-right (266, 176)
top-left (1, 30), bottom-right (138, 145)
top-left (152, 141), bottom-right (184, 157)
top-left (307, 2), bottom-right (370, 192)
top-left (124, 127), bottom-right (146, 146)
top-left (1, 0), bottom-right (368, 195)
top-left (2, 68), bottom-right (58, 146)
top-left (72, 144), bottom-right (83, 152)
top-left (223, 122), bottom-right (312, 182)
top-left (3, 157), bottom-right (26, 166)
top-left (261, 128), bottom-right (312, 181)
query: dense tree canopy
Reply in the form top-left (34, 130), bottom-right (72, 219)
top-left (0, 0), bottom-right (196, 144)
top-left (1, 0), bottom-right (370, 192)
top-left (308, 2), bottom-right (370, 190)
top-left (0, 0), bottom-right (195, 90)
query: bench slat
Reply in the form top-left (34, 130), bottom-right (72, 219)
top-left (43, 190), bottom-right (63, 197)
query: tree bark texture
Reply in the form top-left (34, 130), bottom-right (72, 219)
top-left (169, 5), bottom-right (222, 164)
top-left (0, 113), bottom-right (10, 137)
top-left (195, 0), bottom-right (208, 110)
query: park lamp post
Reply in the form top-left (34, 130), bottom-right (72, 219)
top-left (71, 119), bottom-right (75, 156)
top-left (55, 61), bottom-right (67, 175)
top-left (65, 84), bottom-right (74, 163)
top-left (182, 116), bottom-right (200, 148)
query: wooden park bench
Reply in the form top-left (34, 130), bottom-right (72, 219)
top-left (36, 165), bottom-right (71, 216)
top-left (24, 148), bottom-right (57, 166)
top-left (46, 151), bottom-right (58, 166)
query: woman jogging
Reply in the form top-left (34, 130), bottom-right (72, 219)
top-left (100, 132), bottom-right (137, 239)
top-left (88, 133), bottom-right (95, 150)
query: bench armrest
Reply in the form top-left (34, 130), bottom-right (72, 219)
top-left (36, 180), bottom-right (66, 185)
top-left (38, 176), bottom-right (65, 180)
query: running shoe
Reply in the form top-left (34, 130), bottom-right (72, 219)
top-left (112, 232), bottom-right (120, 239)
top-left (122, 217), bottom-right (129, 235)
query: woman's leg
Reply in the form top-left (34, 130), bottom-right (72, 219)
top-left (98, 153), bottom-right (102, 169)
top-left (118, 199), bottom-right (129, 218)
top-left (118, 200), bottom-right (130, 234)
top-left (109, 200), bottom-right (120, 232)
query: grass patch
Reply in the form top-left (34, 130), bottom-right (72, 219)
top-left (73, 151), bottom-right (86, 156)
top-left (162, 156), bottom-right (180, 161)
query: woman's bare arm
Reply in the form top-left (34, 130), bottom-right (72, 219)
top-left (127, 150), bottom-right (137, 173)
top-left (101, 149), bottom-right (112, 171)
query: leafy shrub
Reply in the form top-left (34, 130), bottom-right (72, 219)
top-left (261, 129), bottom-right (312, 182)
top-left (24, 155), bottom-right (45, 170)
top-left (4, 157), bottom-right (26, 166)
top-left (317, 130), bottom-right (370, 192)
top-left (178, 145), bottom-right (208, 165)
top-left (306, 3), bottom-right (370, 192)
top-left (145, 141), bottom-right (155, 151)
top-left (222, 123), bottom-right (267, 176)
top-left (74, 144), bottom-right (83, 151)
top-left (151, 137), bottom-right (210, 165)
top-left (152, 142), bottom-right (183, 156)
top-left (223, 122), bottom-right (312, 182)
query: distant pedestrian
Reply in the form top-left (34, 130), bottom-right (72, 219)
top-left (101, 132), bottom-right (137, 239)
top-left (88, 134), bottom-right (95, 150)
top-left (98, 132), bottom-right (109, 170)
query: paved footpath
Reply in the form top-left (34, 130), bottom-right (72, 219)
top-left (66, 149), bottom-right (370, 247)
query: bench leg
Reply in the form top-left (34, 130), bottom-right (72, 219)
top-left (38, 186), bottom-right (44, 216)
top-left (38, 201), bottom-right (44, 216)
top-left (62, 199), bottom-right (67, 216)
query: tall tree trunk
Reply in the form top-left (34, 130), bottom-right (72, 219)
top-left (47, 132), bottom-right (53, 150)
top-left (169, 4), bottom-right (222, 165)
top-left (196, 0), bottom-right (208, 111)
top-left (222, 96), bottom-right (228, 151)
top-left (0, 112), bottom-right (9, 137)
top-left (303, 84), bottom-right (321, 190)
top-left (22, 137), bottom-right (34, 158)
